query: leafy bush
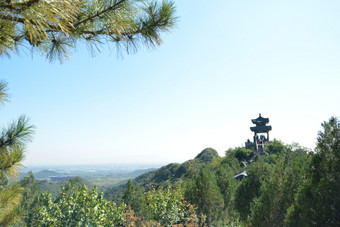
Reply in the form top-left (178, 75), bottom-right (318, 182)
top-left (32, 184), bottom-right (126, 226)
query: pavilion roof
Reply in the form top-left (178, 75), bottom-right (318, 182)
top-left (251, 113), bottom-right (269, 125)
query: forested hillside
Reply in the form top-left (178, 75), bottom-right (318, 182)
top-left (105, 148), bottom-right (221, 201)
top-left (1, 117), bottom-right (339, 226)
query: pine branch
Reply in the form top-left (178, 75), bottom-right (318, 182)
top-left (0, 146), bottom-right (24, 174)
top-left (0, 0), bottom-right (177, 62)
top-left (0, 81), bottom-right (9, 105)
top-left (0, 115), bottom-right (34, 149)
top-left (73, 0), bottom-right (127, 28)
top-left (0, 183), bottom-right (23, 225)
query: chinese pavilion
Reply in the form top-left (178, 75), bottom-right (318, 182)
top-left (249, 114), bottom-right (272, 153)
top-left (235, 114), bottom-right (272, 180)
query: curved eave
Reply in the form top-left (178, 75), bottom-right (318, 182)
top-left (250, 125), bottom-right (272, 132)
top-left (251, 118), bottom-right (269, 124)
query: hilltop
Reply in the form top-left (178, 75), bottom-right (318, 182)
top-left (33, 170), bottom-right (66, 179)
top-left (105, 148), bottom-right (220, 201)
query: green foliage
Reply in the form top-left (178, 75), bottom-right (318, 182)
top-left (105, 148), bottom-right (219, 202)
top-left (226, 147), bottom-right (255, 164)
top-left (249, 147), bottom-right (310, 226)
top-left (286, 117), bottom-right (340, 226)
top-left (37, 176), bottom-right (94, 200)
top-left (214, 156), bottom-right (240, 209)
top-left (185, 167), bottom-right (224, 225)
top-left (0, 80), bottom-right (9, 105)
top-left (18, 171), bottom-right (40, 226)
top-left (0, 115), bottom-right (34, 179)
top-left (32, 184), bottom-right (126, 226)
top-left (30, 179), bottom-right (198, 226)
top-left (0, 183), bottom-right (23, 225)
top-left (232, 143), bottom-right (311, 225)
top-left (194, 148), bottom-right (219, 164)
top-left (0, 171), bottom-right (8, 187)
top-left (144, 185), bottom-right (198, 226)
top-left (104, 129), bottom-right (338, 226)
top-left (0, 0), bottom-right (177, 62)
top-left (264, 139), bottom-right (287, 155)
top-left (122, 180), bottom-right (144, 216)
top-left (233, 158), bottom-right (272, 221)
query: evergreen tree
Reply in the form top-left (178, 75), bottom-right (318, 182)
top-left (18, 171), bottom-right (40, 226)
top-left (0, 81), bottom-right (34, 225)
top-left (185, 167), bottom-right (224, 225)
top-left (0, 0), bottom-right (177, 62)
top-left (249, 145), bottom-right (310, 226)
top-left (286, 117), bottom-right (340, 226)
top-left (264, 139), bottom-right (288, 155)
top-left (233, 158), bottom-right (272, 221)
top-left (122, 179), bottom-right (143, 216)
top-left (212, 154), bottom-right (240, 211)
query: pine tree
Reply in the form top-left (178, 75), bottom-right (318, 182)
top-left (122, 179), bottom-right (143, 215)
top-left (286, 117), bottom-right (340, 226)
top-left (0, 0), bottom-right (177, 62)
top-left (18, 171), bottom-right (40, 226)
top-left (0, 81), bottom-right (34, 225)
top-left (185, 167), bottom-right (224, 225)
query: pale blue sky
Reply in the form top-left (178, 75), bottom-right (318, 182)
top-left (1, 0), bottom-right (339, 165)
